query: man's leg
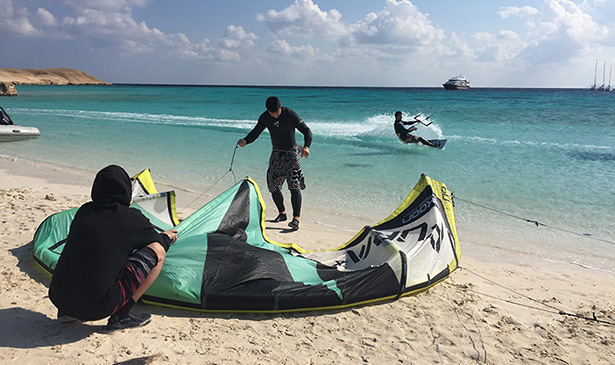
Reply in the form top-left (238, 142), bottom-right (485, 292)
top-left (287, 189), bottom-right (302, 231)
top-left (268, 151), bottom-right (288, 222)
top-left (417, 136), bottom-right (436, 147)
top-left (271, 190), bottom-right (287, 222)
top-left (131, 242), bottom-right (166, 300)
top-left (107, 242), bottom-right (166, 330)
top-left (290, 189), bottom-right (301, 219)
top-left (285, 148), bottom-right (305, 231)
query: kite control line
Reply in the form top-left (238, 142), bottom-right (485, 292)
top-left (180, 145), bottom-right (238, 214)
top-left (461, 267), bottom-right (614, 326)
top-left (451, 193), bottom-right (615, 245)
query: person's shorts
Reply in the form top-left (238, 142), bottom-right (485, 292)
top-left (117, 246), bottom-right (158, 308)
top-left (267, 146), bottom-right (306, 193)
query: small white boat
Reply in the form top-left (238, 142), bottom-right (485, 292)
top-left (0, 124), bottom-right (41, 142)
top-left (0, 106), bottom-right (40, 142)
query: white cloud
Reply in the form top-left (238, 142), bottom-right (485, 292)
top-left (5, 16), bottom-right (40, 36)
top-left (2, 0), bottom-right (614, 87)
top-left (36, 8), bottom-right (57, 26)
top-left (61, 0), bottom-right (148, 12)
top-left (51, 2), bottom-right (240, 61)
top-left (499, 6), bottom-right (540, 19)
top-left (350, 0), bottom-right (444, 47)
top-left (473, 0), bottom-right (611, 69)
top-left (498, 0), bottom-right (608, 43)
top-left (257, 0), bottom-right (348, 39)
top-left (540, 0), bottom-right (608, 41)
top-left (267, 39), bottom-right (316, 56)
top-left (473, 30), bottom-right (529, 63)
top-left (447, 32), bottom-right (474, 59)
top-left (221, 25), bottom-right (258, 49)
top-left (0, 1), bottom-right (40, 36)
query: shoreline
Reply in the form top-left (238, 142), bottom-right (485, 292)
top-left (1, 156), bottom-right (615, 363)
top-left (2, 153), bottom-right (612, 272)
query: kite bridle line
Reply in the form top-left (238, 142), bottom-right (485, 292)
top-left (179, 145), bottom-right (237, 214)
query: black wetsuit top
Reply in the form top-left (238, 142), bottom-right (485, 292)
top-left (243, 106), bottom-right (312, 151)
top-left (49, 165), bottom-right (171, 321)
top-left (394, 119), bottom-right (417, 141)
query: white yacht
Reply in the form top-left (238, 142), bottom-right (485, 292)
top-left (443, 75), bottom-right (470, 90)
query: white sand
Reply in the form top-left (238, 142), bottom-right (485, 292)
top-left (1, 156), bottom-right (614, 364)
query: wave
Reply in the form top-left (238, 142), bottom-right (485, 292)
top-left (18, 107), bottom-right (609, 153)
top-left (447, 134), bottom-right (613, 151)
top-left (14, 108), bottom-right (445, 140)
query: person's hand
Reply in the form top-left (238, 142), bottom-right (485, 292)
top-left (301, 146), bottom-right (310, 158)
top-left (237, 139), bottom-right (247, 147)
top-left (163, 230), bottom-right (178, 244)
top-left (410, 126), bottom-right (417, 131)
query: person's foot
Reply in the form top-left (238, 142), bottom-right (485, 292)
top-left (272, 213), bottom-right (287, 222)
top-left (106, 312), bottom-right (151, 331)
top-left (288, 218), bottom-right (299, 231)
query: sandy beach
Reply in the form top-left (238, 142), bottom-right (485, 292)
top-left (1, 155), bottom-right (614, 365)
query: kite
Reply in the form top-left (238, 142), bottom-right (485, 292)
top-left (33, 170), bottom-right (460, 313)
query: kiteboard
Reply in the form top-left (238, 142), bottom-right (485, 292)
top-left (427, 139), bottom-right (447, 149)
top-left (400, 137), bottom-right (447, 150)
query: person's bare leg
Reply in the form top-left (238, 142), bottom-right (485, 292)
top-left (131, 242), bottom-right (166, 301)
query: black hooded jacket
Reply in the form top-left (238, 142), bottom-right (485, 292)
top-left (49, 165), bottom-right (171, 320)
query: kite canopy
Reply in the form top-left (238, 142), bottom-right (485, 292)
top-left (33, 171), bottom-right (460, 313)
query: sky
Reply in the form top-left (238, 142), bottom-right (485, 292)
top-left (1, 0), bottom-right (615, 87)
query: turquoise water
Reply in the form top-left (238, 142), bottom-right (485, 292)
top-left (2, 85), bottom-right (614, 270)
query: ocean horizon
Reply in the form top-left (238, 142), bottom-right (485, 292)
top-left (112, 83), bottom-right (598, 90)
top-left (1, 84), bottom-right (614, 272)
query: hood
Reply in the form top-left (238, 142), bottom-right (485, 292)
top-left (91, 165), bottom-right (132, 207)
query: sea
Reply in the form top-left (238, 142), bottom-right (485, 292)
top-left (1, 85), bottom-right (614, 272)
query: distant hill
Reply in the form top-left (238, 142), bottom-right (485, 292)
top-left (0, 68), bottom-right (111, 85)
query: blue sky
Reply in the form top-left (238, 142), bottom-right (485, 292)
top-left (1, 0), bottom-right (614, 87)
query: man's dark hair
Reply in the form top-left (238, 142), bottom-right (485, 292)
top-left (395, 111), bottom-right (402, 117)
top-left (266, 97), bottom-right (281, 113)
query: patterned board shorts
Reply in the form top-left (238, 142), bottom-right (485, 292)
top-left (116, 246), bottom-right (158, 312)
top-left (267, 146), bottom-right (306, 193)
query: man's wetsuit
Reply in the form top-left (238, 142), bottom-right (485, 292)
top-left (242, 106), bottom-right (312, 217)
top-left (394, 119), bottom-right (418, 143)
top-left (244, 106), bottom-right (312, 152)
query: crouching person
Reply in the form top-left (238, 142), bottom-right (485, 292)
top-left (49, 165), bottom-right (178, 330)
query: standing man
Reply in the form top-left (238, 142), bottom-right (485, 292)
top-left (237, 97), bottom-right (312, 231)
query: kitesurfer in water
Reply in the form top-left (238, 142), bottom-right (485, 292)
top-left (237, 96), bottom-right (312, 231)
top-left (49, 165), bottom-right (178, 330)
top-left (394, 111), bottom-right (437, 147)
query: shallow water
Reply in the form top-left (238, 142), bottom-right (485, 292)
top-left (2, 85), bottom-right (614, 270)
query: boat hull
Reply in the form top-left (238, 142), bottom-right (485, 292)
top-left (443, 84), bottom-right (470, 90)
top-left (0, 125), bottom-right (40, 142)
